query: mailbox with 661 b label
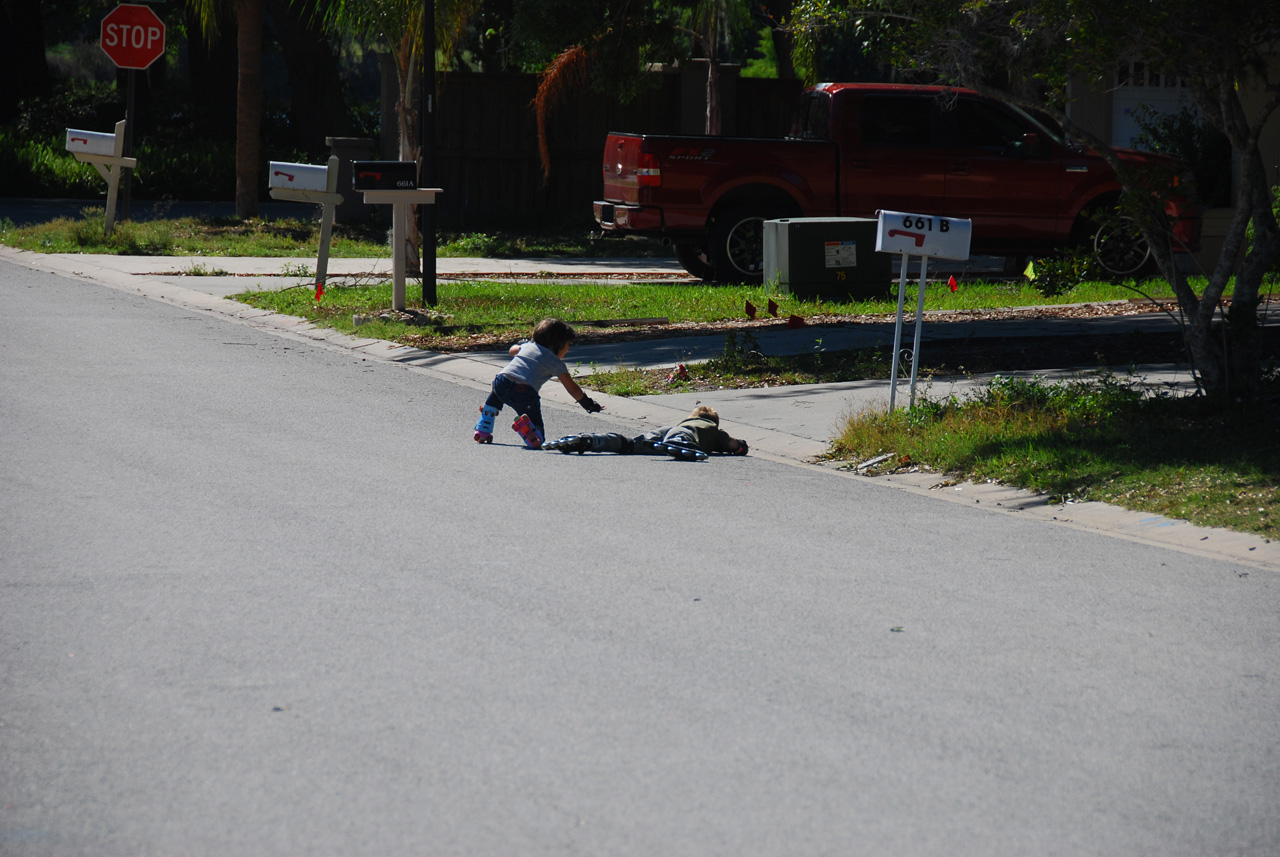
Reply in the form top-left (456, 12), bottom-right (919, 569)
top-left (875, 210), bottom-right (973, 413)
top-left (875, 210), bottom-right (972, 260)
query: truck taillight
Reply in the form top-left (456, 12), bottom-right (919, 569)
top-left (636, 153), bottom-right (661, 187)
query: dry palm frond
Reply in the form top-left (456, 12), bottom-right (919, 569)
top-left (535, 44), bottom-right (592, 183)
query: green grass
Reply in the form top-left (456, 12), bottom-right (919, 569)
top-left (230, 276), bottom-right (1197, 353)
top-left (0, 211), bottom-right (665, 258)
top-left (826, 374), bottom-right (1280, 538)
top-left (0, 211), bottom-right (392, 257)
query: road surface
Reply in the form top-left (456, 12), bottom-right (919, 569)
top-left (2, 260), bottom-right (1277, 855)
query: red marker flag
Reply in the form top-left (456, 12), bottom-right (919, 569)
top-left (315, 282), bottom-right (325, 300)
top-left (948, 275), bottom-right (958, 293)
top-left (745, 300), bottom-right (757, 319)
top-left (767, 298), bottom-right (779, 317)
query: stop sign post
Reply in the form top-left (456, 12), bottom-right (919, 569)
top-left (100, 4), bottom-right (165, 70)
top-left (99, 4), bottom-right (164, 220)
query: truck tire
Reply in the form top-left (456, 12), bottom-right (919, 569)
top-left (1075, 202), bottom-right (1155, 279)
top-left (673, 243), bottom-right (715, 281)
top-left (1091, 213), bottom-right (1154, 278)
top-left (708, 204), bottom-right (785, 284)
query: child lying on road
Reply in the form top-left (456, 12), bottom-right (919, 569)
top-left (544, 405), bottom-right (748, 461)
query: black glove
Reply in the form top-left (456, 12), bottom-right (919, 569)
top-left (579, 396), bottom-right (603, 413)
top-left (731, 439), bottom-right (749, 455)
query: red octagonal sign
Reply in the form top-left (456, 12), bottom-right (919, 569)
top-left (100, 4), bottom-right (166, 70)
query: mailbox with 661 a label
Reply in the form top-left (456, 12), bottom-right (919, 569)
top-left (876, 210), bottom-right (973, 411)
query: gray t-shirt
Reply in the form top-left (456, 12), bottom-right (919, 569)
top-left (501, 341), bottom-right (567, 389)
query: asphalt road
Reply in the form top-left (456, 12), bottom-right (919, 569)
top-left (2, 259), bottom-right (1278, 855)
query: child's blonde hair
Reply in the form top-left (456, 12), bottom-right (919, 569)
top-left (689, 405), bottom-right (719, 425)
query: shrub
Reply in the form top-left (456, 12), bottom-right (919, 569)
top-left (1025, 250), bottom-right (1102, 298)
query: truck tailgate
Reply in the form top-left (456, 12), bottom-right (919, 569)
top-left (602, 133), bottom-right (647, 204)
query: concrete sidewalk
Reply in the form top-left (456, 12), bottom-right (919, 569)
top-left (3, 244), bottom-right (1275, 570)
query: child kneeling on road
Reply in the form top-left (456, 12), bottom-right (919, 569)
top-left (473, 317), bottom-right (604, 448)
top-left (545, 405), bottom-right (748, 461)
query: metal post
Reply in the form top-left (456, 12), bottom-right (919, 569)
top-left (888, 255), bottom-right (911, 411)
top-left (392, 202), bottom-right (407, 311)
top-left (419, 0), bottom-right (437, 307)
top-left (908, 257), bottom-right (930, 408)
top-left (121, 70), bottom-right (136, 221)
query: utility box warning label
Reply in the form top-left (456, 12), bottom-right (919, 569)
top-left (824, 240), bottom-right (857, 268)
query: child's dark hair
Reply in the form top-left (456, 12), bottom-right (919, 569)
top-left (532, 318), bottom-right (576, 353)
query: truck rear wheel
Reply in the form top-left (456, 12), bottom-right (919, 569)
top-left (1092, 214), bottom-right (1154, 278)
top-left (673, 243), bottom-right (715, 281)
top-left (1075, 202), bottom-right (1155, 279)
top-left (708, 204), bottom-right (784, 284)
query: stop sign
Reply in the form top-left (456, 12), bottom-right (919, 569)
top-left (100, 4), bottom-right (166, 70)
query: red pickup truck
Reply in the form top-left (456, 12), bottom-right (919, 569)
top-left (594, 82), bottom-right (1202, 283)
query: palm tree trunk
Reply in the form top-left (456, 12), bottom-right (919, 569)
top-left (235, 0), bottom-right (263, 219)
top-left (394, 33), bottom-right (421, 275)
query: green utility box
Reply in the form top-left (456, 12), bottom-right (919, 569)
top-left (763, 217), bottom-right (891, 301)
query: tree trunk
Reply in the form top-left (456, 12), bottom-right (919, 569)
top-left (1176, 154), bottom-right (1275, 399)
top-left (235, 0), bottom-right (264, 219)
top-left (1140, 83), bottom-right (1277, 402)
top-left (762, 0), bottom-right (795, 79)
top-left (1223, 145), bottom-right (1279, 398)
top-left (705, 60), bottom-right (721, 135)
top-left (394, 33), bottom-right (421, 276)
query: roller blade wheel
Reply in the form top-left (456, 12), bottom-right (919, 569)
top-left (665, 442), bottom-right (706, 463)
top-left (545, 435), bottom-right (591, 454)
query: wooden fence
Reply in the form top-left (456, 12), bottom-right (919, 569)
top-left (431, 71), bottom-right (804, 227)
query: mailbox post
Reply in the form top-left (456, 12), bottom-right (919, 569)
top-left (876, 210), bottom-right (973, 410)
top-left (65, 120), bottom-right (137, 236)
top-left (267, 156), bottom-right (344, 289)
top-left (352, 161), bottom-right (442, 311)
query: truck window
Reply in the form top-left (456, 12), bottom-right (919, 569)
top-left (861, 96), bottom-right (933, 146)
top-left (952, 98), bottom-right (1029, 150)
top-left (792, 92), bottom-right (831, 140)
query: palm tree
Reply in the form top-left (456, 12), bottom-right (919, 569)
top-left (188, 0), bottom-right (264, 219)
top-left (316, 0), bottom-right (478, 271)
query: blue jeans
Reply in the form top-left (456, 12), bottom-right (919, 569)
top-left (485, 374), bottom-right (544, 433)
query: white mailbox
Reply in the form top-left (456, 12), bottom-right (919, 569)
top-left (269, 161), bottom-right (330, 193)
top-left (875, 210), bottom-right (973, 412)
top-left (266, 156), bottom-right (345, 292)
top-left (64, 120), bottom-right (136, 236)
top-left (875, 210), bottom-right (973, 260)
top-left (66, 129), bottom-right (119, 157)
